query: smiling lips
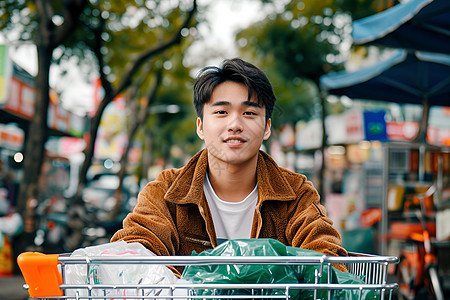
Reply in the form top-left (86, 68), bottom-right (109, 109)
top-left (224, 137), bottom-right (246, 145)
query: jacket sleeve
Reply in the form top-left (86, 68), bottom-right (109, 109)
top-left (285, 181), bottom-right (348, 271)
top-left (111, 171), bottom-right (180, 258)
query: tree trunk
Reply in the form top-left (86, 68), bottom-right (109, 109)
top-left (318, 93), bottom-right (328, 204)
top-left (15, 43), bottom-right (52, 252)
top-left (114, 123), bottom-right (138, 216)
top-left (314, 77), bottom-right (328, 205)
top-left (13, 0), bottom-right (87, 252)
top-left (75, 93), bottom-right (115, 203)
top-left (16, 48), bottom-right (51, 217)
top-left (413, 98), bottom-right (429, 144)
top-left (113, 72), bottom-right (162, 217)
top-left (142, 128), bottom-right (153, 181)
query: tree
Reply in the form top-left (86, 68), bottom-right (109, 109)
top-left (111, 52), bottom-right (201, 217)
top-left (1, 0), bottom-right (198, 250)
top-left (1, 0), bottom-right (87, 242)
top-left (75, 0), bottom-right (198, 205)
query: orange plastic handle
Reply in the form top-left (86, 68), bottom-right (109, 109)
top-left (17, 252), bottom-right (63, 298)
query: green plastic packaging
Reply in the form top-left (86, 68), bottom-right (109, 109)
top-left (181, 239), bottom-right (378, 299)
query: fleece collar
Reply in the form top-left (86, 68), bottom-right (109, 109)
top-left (164, 149), bottom-right (297, 205)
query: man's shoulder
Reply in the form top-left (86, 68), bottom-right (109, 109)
top-left (280, 167), bottom-right (314, 194)
top-left (154, 167), bottom-right (182, 183)
top-left (139, 168), bottom-right (180, 194)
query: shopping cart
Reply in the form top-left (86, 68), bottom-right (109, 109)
top-left (18, 251), bottom-right (399, 300)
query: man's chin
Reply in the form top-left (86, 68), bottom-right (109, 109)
top-left (224, 153), bottom-right (258, 166)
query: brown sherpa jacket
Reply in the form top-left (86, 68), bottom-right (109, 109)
top-left (111, 149), bottom-right (348, 273)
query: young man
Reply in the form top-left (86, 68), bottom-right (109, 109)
top-left (111, 58), bottom-right (347, 273)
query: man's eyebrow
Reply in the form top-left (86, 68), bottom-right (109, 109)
top-left (243, 101), bottom-right (262, 108)
top-left (210, 101), bottom-right (231, 107)
top-left (209, 100), bottom-right (262, 108)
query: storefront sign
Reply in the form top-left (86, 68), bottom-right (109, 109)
top-left (0, 124), bottom-right (24, 150)
top-left (47, 90), bottom-right (76, 135)
top-left (295, 119), bottom-right (322, 150)
top-left (6, 76), bottom-right (35, 119)
top-left (326, 114), bottom-right (346, 145)
top-left (363, 111), bottom-right (387, 141)
top-left (386, 121), bottom-right (418, 141)
top-left (345, 109), bottom-right (364, 143)
top-left (0, 45), bottom-right (12, 105)
top-left (1, 61), bottom-right (85, 137)
top-left (428, 126), bottom-right (450, 146)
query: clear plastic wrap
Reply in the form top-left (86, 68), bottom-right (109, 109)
top-left (65, 241), bottom-right (178, 298)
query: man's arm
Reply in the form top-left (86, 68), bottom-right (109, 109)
top-left (287, 202), bottom-right (347, 257)
top-left (111, 172), bottom-right (180, 256)
top-left (285, 182), bottom-right (348, 271)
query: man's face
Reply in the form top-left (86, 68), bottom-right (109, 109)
top-left (196, 81), bottom-right (271, 168)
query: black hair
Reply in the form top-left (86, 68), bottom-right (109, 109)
top-left (193, 58), bottom-right (276, 123)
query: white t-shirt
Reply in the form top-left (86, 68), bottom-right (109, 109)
top-left (203, 172), bottom-right (258, 244)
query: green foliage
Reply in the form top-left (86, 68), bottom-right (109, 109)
top-left (236, 5), bottom-right (339, 127)
top-left (1, 0), bottom-right (199, 177)
top-left (258, 60), bottom-right (318, 128)
top-left (236, 0), bottom-right (388, 128)
top-left (1, 0), bottom-right (198, 87)
top-left (118, 27), bottom-right (201, 168)
top-left (144, 55), bottom-right (201, 165)
top-left (237, 2), bottom-right (346, 81)
top-left (290, 0), bottom-right (398, 20)
top-left (271, 78), bottom-right (318, 128)
top-left (1, 1), bottom-right (36, 40)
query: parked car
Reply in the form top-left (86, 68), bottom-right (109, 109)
top-left (83, 172), bottom-right (137, 216)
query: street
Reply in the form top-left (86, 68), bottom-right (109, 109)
top-left (0, 275), bottom-right (30, 300)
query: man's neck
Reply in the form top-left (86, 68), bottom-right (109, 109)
top-left (207, 155), bottom-right (258, 203)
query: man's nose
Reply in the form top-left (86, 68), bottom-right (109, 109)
top-left (227, 115), bottom-right (243, 133)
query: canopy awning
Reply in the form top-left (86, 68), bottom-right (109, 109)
top-left (352, 0), bottom-right (450, 54)
top-left (320, 50), bottom-right (450, 107)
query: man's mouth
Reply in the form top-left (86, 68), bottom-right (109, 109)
top-left (224, 137), bottom-right (246, 144)
top-left (226, 139), bottom-right (245, 144)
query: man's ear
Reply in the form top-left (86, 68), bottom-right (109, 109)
top-left (263, 118), bottom-right (271, 140)
top-left (196, 117), bottom-right (204, 140)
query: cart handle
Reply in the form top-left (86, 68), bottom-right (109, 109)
top-left (17, 252), bottom-right (63, 298)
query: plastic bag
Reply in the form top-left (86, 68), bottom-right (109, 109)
top-left (65, 241), bottom-right (178, 298)
top-left (181, 239), bottom-right (377, 300)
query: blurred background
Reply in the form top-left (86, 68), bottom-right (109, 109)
top-left (0, 0), bottom-right (449, 299)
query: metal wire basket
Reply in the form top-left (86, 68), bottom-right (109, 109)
top-left (18, 251), bottom-right (399, 300)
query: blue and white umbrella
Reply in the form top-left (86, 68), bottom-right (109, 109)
top-left (352, 0), bottom-right (450, 55)
top-left (320, 50), bottom-right (450, 107)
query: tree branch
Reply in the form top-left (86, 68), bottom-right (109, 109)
top-left (52, 0), bottom-right (86, 47)
top-left (112, 69), bottom-right (163, 217)
top-left (89, 16), bottom-right (114, 98)
top-left (140, 69), bottom-right (163, 123)
top-left (115, 0), bottom-right (197, 96)
top-left (35, 0), bottom-right (54, 22)
top-left (76, 0), bottom-right (197, 191)
top-left (35, 0), bottom-right (54, 42)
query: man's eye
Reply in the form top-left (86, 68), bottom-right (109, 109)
top-left (244, 111), bottom-right (256, 116)
top-left (215, 110), bottom-right (227, 115)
